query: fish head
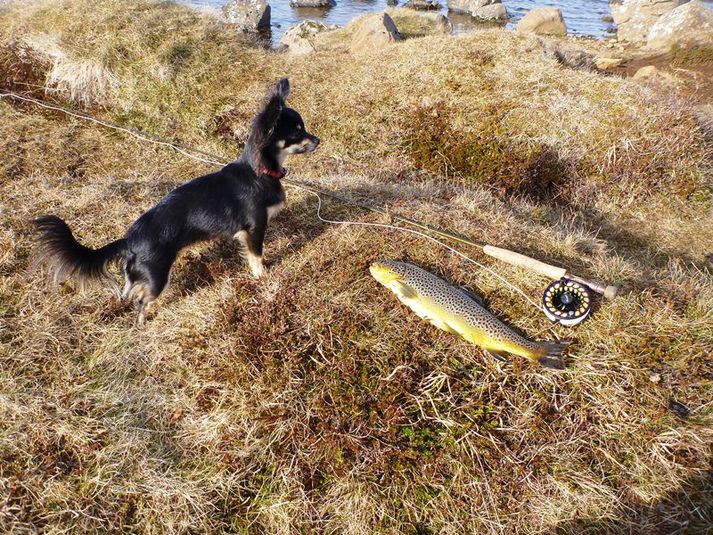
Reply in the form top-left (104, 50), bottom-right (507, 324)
top-left (369, 260), bottom-right (405, 286)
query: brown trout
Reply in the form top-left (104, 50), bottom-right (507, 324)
top-left (370, 260), bottom-right (568, 368)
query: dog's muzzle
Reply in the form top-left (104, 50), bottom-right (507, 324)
top-left (303, 134), bottom-right (320, 153)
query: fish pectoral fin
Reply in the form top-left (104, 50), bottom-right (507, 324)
top-left (458, 286), bottom-right (484, 305)
top-left (391, 281), bottom-right (417, 300)
top-left (485, 349), bottom-right (511, 364)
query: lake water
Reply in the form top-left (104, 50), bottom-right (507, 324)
top-left (185, 0), bottom-right (713, 44)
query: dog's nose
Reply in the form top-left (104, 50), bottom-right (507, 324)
top-left (312, 135), bottom-right (320, 146)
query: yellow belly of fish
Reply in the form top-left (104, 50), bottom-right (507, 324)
top-left (394, 290), bottom-right (537, 359)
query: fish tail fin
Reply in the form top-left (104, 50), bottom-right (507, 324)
top-left (536, 340), bottom-right (570, 370)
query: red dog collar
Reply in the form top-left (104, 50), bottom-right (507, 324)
top-left (259, 167), bottom-right (287, 180)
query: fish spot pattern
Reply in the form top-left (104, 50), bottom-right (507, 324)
top-left (377, 260), bottom-right (540, 351)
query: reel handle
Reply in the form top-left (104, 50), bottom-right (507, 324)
top-left (482, 245), bottom-right (619, 300)
top-left (568, 276), bottom-right (619, 300)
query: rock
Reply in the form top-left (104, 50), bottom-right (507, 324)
top-left (449, 0), bottom-right (507, 19)
top-left (433, 13), bottom-right (454, 33)
top-left (610, 0), bottom-right (687, 44)
top-left (646, 1), bottom-right (713, 52)
top-left (405, 0), bottom-right (442, 9)
top-left (289, 0), bottom-right (335, 7)
top-left (449, 0), bottom-right (484, 13)
top-left (595, 56), bottom-right (624, 69)
top-left (222, 0), bottom-right (271, 30)
top-left (633, 64), bottom-right (659, 78)
top-left (602, 14), bottom-right (614, 22)
top-left (280, 20), bottom-right (335, 54)
top-left (632, 64), bottom-right (677, 80)
top-left (668, 399), bottom-right (689, 419)
top-left (516, 7), bottom-right (567, 36)
top-left (448, 0), bottom-right (470, 12)
top-left (387, 0), bottom-right (398, 4)
top-left (541, 41), bottom-right (596, 70)
top-left (350, 13), bottom-right (402, 53)
top-left (473, 3), bottom-right (508, 20)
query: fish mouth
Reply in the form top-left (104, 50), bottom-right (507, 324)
top-left (369, 261), bottom-right (401, 285)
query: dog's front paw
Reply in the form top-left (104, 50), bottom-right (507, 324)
top-left (249, 257), bottom-right (265, 278)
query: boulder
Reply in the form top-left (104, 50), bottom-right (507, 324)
top-left (632, 64), bottom-right (676, 80)
top-left (473, 3), bottom-right (508, 20)
top-left (405, 0), bottom-right (442, 10)
top-left (280, 20), bottom-right (336, 54)
top-left (449, 0), bottom-right (507, 19)
top-left (350, 13), bottom-right (402, 53)
top-left (448, 0), bottom-right (468, 12)
top-left (448, 0), bottom-right (481, 13)
top-left (516, 7), bottom-right (567, 36)
top-left (290, 0), bottom-right (336, 7)
top-left (222, 0), bottom-right (271, 30)
top-left (433, 13), bottom-right (454, 32)
top-left (646, 1), bottom-right (713, 51)
top-left (595, 56), bottom-right (624, 69)
top-left (541, 41), bottom-right (596, 70)
top-left (610, 0), bottom-right (687, 43)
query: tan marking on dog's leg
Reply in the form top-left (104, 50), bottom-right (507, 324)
top-left (248, 255), bottom-right (264, 278)
top-left (136, 299), bottom-right (156, 327)
top-left (130, 283), bottom-right (156, 326)
top-left (122, 279), bottom-right (133, 300)
top-left (234, 230), bottom-right (264, 278)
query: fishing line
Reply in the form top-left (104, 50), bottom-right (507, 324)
top-left (0, 91), bottom-right (225, 167)
top-left (1, 89), bottom-right (543, 312)
top-left (310, 191), bottom-right (542, 310)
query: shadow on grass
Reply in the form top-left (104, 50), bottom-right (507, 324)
top-left (553, 204), bottom-right (709, 298)
top-left (554, 468), bottom-right (713, 534)
top-left (171, 193), bottom-right (331, 296)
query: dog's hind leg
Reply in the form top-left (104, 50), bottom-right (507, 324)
top-left (235, 224), bottom-right (266, 278)
top-left (128, 255), bottom-right (173, 326)
top-left (132, 284), bottom-right (156, 327)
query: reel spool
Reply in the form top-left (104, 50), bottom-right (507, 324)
top-left (542, 279), bottom-right (592, 326)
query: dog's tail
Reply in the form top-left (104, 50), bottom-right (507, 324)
top-left (33, 215), bottom-right (127, 291)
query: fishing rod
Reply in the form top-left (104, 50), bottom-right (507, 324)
top-left (1, 90), bottom-right (619, 325)
top-left (294, 178), bottom-right (618, 298)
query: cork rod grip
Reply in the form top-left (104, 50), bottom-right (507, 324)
top-left (482, 245), bottom-right (567, 280)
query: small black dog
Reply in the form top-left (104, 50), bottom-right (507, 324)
top-left (34, 78), bottom-right (319, 324)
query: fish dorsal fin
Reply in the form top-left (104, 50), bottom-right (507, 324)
top-left (390, 280), bottom-right (417, 299)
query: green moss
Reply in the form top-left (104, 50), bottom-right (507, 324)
top-left (669, 43), bottom-right (713, 65)
top-left (405, 103), bottom-right (568, 199)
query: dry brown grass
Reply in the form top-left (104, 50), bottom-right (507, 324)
top-left (1, 0), bottom-right (712, 533)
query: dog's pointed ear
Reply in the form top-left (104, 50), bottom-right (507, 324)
top-left (260, 78), bottom-right (290, 135)
top-left (275, 77), bottom-right (290, 100)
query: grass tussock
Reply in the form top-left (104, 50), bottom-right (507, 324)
top-left (1, 0), bottom-right (712, 533)
top-left (406, 101), bottom-right (569, 198)
top-left (669, 43), bottom-right (713, 65)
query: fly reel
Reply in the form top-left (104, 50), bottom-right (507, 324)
top-left (542, 278), bottom-right (592, 326)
